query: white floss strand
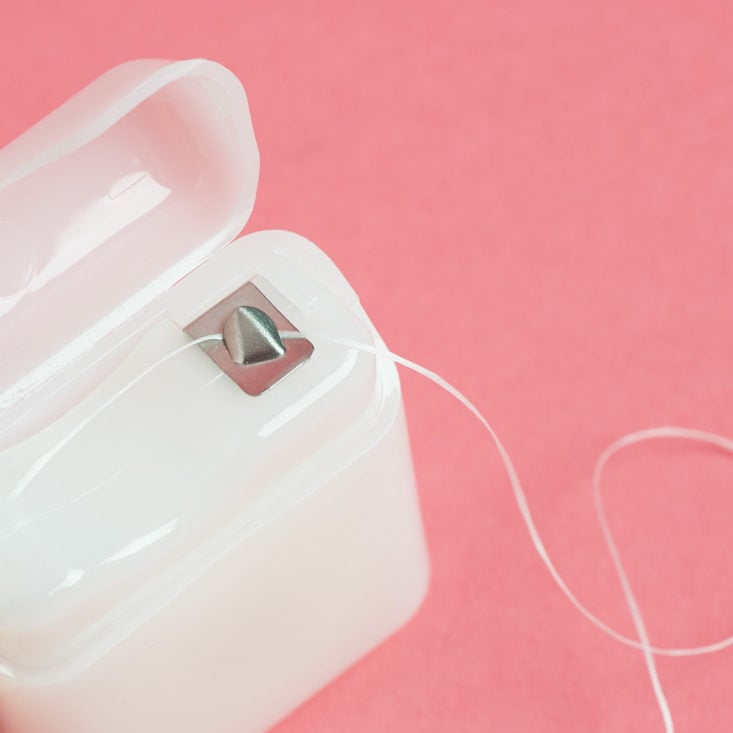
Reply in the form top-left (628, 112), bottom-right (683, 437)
top-left (15, 329), bottom-right (733, 733)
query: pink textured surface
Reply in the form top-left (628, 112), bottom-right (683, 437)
top-left (2, 2), bottom-right (733, 731)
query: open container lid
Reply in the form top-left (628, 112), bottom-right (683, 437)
top-left (0, 59), bottom-right (259, 447)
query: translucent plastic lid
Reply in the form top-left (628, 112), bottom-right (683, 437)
top-left (0, 59), bottom-right (259, 446)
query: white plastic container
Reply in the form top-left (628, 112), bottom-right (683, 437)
top-left (0, 59), bottom-right (429, 733)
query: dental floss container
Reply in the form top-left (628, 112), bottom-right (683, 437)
top-left (0, 59), bottom-right (430, 733)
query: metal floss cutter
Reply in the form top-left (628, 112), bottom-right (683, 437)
top-left (0, 60), bottom-right (429, 733)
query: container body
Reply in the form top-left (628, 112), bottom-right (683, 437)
top-left (0, 231), bottom-right (430, 733)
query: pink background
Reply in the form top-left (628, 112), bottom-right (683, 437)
top-left (3, 2), bottom-right (733, 731)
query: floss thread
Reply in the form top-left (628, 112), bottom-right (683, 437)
top-left (11, 329), bottom-right (733, 732)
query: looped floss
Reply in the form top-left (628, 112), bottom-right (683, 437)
top-left (12, 328), bottom-right (733, 733)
